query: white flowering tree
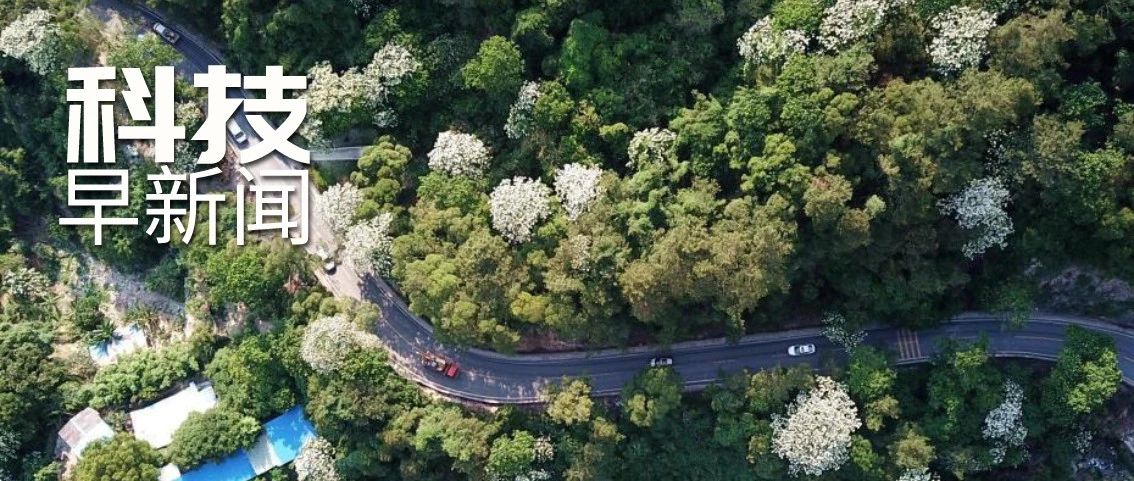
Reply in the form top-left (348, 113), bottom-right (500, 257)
top-left (505, 81), bottom-right (542, 139)
top-left (821, 312), bottom-right (867, 351)
top-left (982, 380), bottom-right (1027, 464)
top-left (553, 163), bottom-right (603, 221)
top-left (342, 213), bottom-right (395, 275)
top-left (366, 43), bottom-right (421, 89)
top-left (294, 437), bottom-right (341, 481)
top-left (897, 467), bottom-right (935, 481)
top-left (771, 376), bottom-right (862, 477)
top-left (300, 315), bottom-right (380, 373)
top-left (302, 42), bottom-right (420, 137)
top-left (818, 0), bottom-right (906, 51)
top-left (428, 130), bottom-right (492, 177)
top-left (737, 17), bottom-right (809, 66)
top-left (928, 6), bottom-right (997, 74)
top-left (0, 9), bottom-right (61, 75)
top-left (490, 177), bottom-right (551, 243)
top-left (939, 177), bottom-right (1013, 258)
top-left (627, 127), bottom-right (677, 168)
top-left (317, 183), bottom-right (364, 240)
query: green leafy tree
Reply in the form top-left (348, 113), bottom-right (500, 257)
top-left (621, 367), bottom-right (682, 427)
top-left (412, 406), bottom-right (499, 476)
top-left (201, 241), bottom-right (296, 320)
top-left (462, 36), bottom-right (523, 99)
top-left (487, 430), bottom-right (536, 479)
top-left (71, 286), bottom-right (112, 345)
top-left (206, 335), bottom-right (297, 419)
top-left (350, 136), bottom-right (411, 218)
top-left (1043, 326), bottom-right (1121, 426)
top-left (168, 408), bottom-right (262, 469)
top-left (73, 435), bottom-right (162, 481)
top-left (546, 378), bottom-right (594, 426)
top-left (84, 335), bottom-right (213, 409)
top-left (105, 32), bottom-right (181, 77)
top-left (889, 425), bottom-right (935, 471)
top-left (0, 322), bottom-right (64, 449)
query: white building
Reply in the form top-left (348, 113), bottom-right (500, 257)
top-left (129, 382), bottom-right (217, 448)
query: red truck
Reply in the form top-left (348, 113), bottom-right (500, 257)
top-left (421, 352), bottom-right (459, 378)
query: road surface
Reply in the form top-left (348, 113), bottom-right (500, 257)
top-left (97, 1), bottom-right (1134, 404)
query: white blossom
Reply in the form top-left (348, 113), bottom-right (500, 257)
top-left (513, 470), bottom-right (551, 481)
top-left (627, 128), bottom-right (677, 168)
top-left (342, 213), bottom-right (395, 275)
top-left (737, 17), bottom-right (809, 66)
top-left (305, 62), bottom-right (374, 116)
top-left (171, 141), bottom-right (198, 174)
top-left (347, 0), bottom-right (378, 16)
top-left (505, 81), bottom-right (542, 139)
top-left (366, 43), bottom-right (421, 89)
top-left (318, 182), bottom-right (365, 239)
top-left (818, 0), bottom-right (908, 51)
top-left (1072, 428), bottom-right (1092, 454)
top-left (490, 176), bottom-right (552, 243)
top-left (428, 130), bottom-right (492, 177)
top-left (0, 429), bottom-right (16, 465)
top-left (302, 42), bottom-right (419, 128)
top-left (928, 6), bottom-right (997, 74)
top-left (295, 437), bottom-right (341, 481)
top-left (564, 234), bottom-right (593, 272)
top-left (2, 267), bottom-right (49, 301)
top-left (897, 468), bottom-right (936, 481)
top-left (553, 163), bottom-right (603, 221)
top-left (0, 9), bottom-right (61, 75)
top-left (939, 177), bottom-right (1013, 258)
top-left (983, 380), bottom-right (1026, 464)
top-left (301, 314), bottom-right (380, 373)
top-left (821, 312), bottom-right (867, 351)
top-left (299, 116), bottom-right (332, 151)
top-left (771, 376), bottom-right (862, 477)
top-left (533, 435), bottom-right (554, 462)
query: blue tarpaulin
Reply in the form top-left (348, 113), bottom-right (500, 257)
top-left (176, 451), bottom-right (256, 481)
top-left (261, 407), bottom-right (316, 464)
top-left (175, 407), bottom-right (316, 481)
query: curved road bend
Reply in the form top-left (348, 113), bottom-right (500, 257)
top-left (101, 1), bottom-right (1134, 404)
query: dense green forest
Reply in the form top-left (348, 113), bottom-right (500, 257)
top-left (167, 0), bottom-right (1134, 350)
top-left (1, 0), bottom-right (1133, 480)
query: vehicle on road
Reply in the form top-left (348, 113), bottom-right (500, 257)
top-left (152, 22), bottom-right (180, 44)
top-left (649, 357), bottom-right (673, 367)
top-left (227, 120), bottom-right (248, 145)
top-left (787, 344), bottom-right (816, 356)
top-left (421, 352), bottom-right (460, 378)
top-left (315, 247), bottom-right (335, 273)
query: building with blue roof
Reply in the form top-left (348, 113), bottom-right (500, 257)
top-left (175, 407), bottom-right (316, 481)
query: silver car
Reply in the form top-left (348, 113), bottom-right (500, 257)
top-left (649, 357), bottom-right (673, 367)
top-left (152, 23), bottom-right (180, 44)
top-left (787, 344), bottom-right (816, 356)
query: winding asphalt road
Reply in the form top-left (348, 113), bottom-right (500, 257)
top-left (99, 1), bottom-right (1134, 404)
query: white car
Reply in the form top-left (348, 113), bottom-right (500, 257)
top-left (649, 357), bottom-right (673, 367)
top-left (227, 120), bottom-right (248, 145)
top-left (315, 248), bottom-right (336, 273)
top-left (152, 23), bottom-right (180, 44)
top-left (787, 344), bottom-right (816, 356)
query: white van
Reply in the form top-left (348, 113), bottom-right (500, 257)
top-left (227, 120), bottom-right (248, 145)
